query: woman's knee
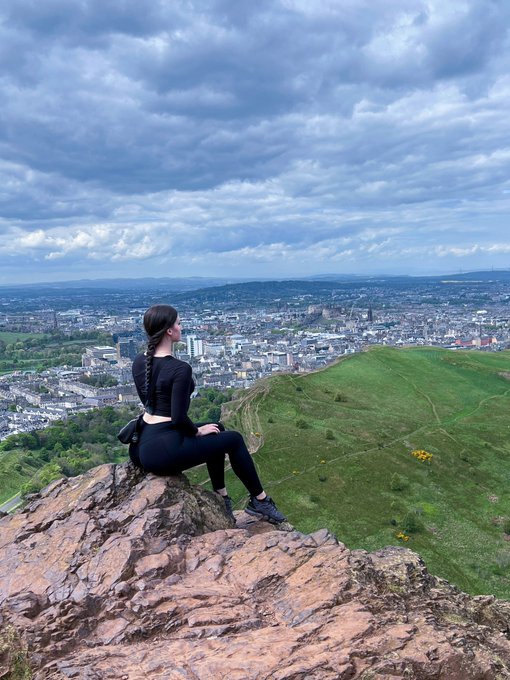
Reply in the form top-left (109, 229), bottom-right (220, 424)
top-left (226, 430), bottom-right (244, 446)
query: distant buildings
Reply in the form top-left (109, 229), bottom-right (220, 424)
top-left (116, 336), bottom-right (139, 361)
top-left (81, 346), bottom-right (117, 368)
top-left (454, 336), bottom-right (498, 348)
top-left (186, 335), bottom-right (204, 358)
top-left (1, 276), bottom-right (509, 440)
top-left (0, 310), bottom-right (57, 332)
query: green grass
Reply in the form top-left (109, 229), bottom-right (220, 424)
top-left (0, 331), bottom-right (45, 344)
top-left (192, 346), bottom-right (510, 598)
top-left (0, 450), bottom-right (36, 504)
top-left (0, 330), bottom-right (112, 373)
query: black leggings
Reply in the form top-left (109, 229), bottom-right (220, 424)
top-left (137, 421), bottom-right (263, 497)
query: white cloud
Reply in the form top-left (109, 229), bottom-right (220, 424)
top-left (0, 0), bottom-right (509, 282)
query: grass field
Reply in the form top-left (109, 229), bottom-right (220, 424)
top-left (0, 333), bottom-right (96, 374)
top-left (0, 331), bottom-right (45, 344)
top-left (188, 346), bottom-right (510, 598)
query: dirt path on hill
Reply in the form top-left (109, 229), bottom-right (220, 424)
top-left (371, 353), bottom-right (442, 424)
top-left (443, 389), bottom-right (510, 425)
top-left (222, 380), bottom-right (271, 453)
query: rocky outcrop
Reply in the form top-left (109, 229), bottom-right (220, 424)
top-left (1, 463), bottom-right (510, 679)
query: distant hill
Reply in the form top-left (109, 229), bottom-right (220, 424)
top-left (0, 276), bottom-right (251, 293)
top-left (306, 270), bottom-right (510, 284)
top-left (2, 268), bottom-right (507, 314)
top-left (210, 346), bottom-right (510, 598)
top-left (433, 270), bottom-right (510, 282)
top-left (2, 269), bottom-right (510, 293)
top-left (172, 269), bottom-right (510, 307)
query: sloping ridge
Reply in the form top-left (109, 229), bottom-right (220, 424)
top-left (1, 462), bottom-right (510, 679)
top-left (220, 347), bottom-right (510, 599)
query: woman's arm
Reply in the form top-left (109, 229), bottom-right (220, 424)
top-left (170, 363), bottom-right (198, 434)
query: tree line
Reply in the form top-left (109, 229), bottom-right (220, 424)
top-left (0, 387), bottom-right (235, 499)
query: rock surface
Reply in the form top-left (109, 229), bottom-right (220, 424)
top-left (1, 463), bottom-right (510, 679)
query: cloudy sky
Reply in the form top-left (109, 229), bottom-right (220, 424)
top-left (1, 0), bottom-right (510, 284)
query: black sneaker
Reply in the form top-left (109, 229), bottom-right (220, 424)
top-left (245, 495), bottom-right (286, 524)
top-left (217, 493), bottom-right (236, 523)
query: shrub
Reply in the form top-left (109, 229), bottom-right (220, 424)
top-left (296, 386), bottom-right (303, 392)
top-left (402, 509), bottom-right (424, 534)
top-left (334, 393), bottom-right (347, 402)
top-left (502, 518), bottom-right (510, 535)
top-left (390, 472), bottom-right (408, 492)
top-left (494, 550), bottom-right (510, 572)
top-left (325, 429), bottom-right (335, 441)
top-left (296, 418), bottom-right (309, 429)
top-left (411, 449), bottom-right (433, 462)
top-left (267, 416), bottom-right (274, 424)
top-left (0, 625), bottom-right (31, 679)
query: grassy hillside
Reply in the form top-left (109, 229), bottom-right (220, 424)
top-left (195, 347), bottom-right (510, 598)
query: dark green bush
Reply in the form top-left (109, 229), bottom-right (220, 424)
top-left (402, 509), bottom-right (424, 534)
top-left (390, 472), bottom-right (408, 492)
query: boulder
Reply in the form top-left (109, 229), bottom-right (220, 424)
top-left (1, 463), bottom-right (510, 679)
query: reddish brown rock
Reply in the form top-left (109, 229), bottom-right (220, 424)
top-left (1, 462), bottom-right (510, 679)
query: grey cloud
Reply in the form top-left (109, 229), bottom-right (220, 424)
top-left (426, 1), bottom-right (510, 79)
top-left (0, 0), bottom-right (509, 281)
top-left (2, 0), bottom-right (171, 44)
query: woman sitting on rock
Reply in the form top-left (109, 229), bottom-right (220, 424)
top-left (131, 304), bottom-right (286, 525)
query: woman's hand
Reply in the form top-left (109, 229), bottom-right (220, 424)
top-left (196, 423), bottom-right (220, 436)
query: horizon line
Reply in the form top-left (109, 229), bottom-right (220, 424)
top-left (1, 267), bottom-right (510, 289)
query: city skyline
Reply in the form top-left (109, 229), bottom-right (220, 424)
top-left (2, 1), bottom-right (510, 284)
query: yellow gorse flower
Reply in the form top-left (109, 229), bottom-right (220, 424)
top-left (411, 449), bottom-right (433, 462)
top-left (396, 531), bottom-right (410, 542)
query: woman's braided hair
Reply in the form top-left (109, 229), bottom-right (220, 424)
top-left (143, 304), bottom-right (178, 407)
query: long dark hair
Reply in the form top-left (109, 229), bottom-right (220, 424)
top-left (143, 304), bottom-right (178, 399)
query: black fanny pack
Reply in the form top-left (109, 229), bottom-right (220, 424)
top-left (117, 415), bottom-right (144, 444)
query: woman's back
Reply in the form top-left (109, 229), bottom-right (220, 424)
top-left (132, 353), bottom-right (196, 430)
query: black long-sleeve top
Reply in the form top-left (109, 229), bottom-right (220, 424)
top-left (132, 353), bottom-right (198, 435)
